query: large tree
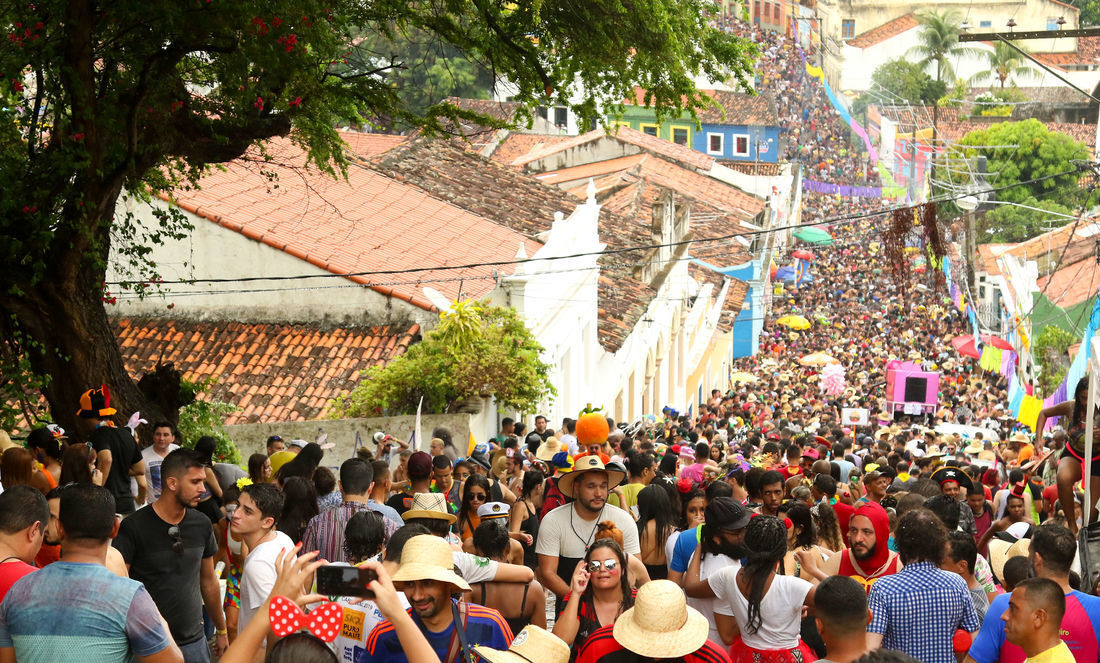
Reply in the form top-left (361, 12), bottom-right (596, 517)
top-left (0, 0), bottom-right (757, 435)
top-left (948, 120), bottom-right (1090, 242)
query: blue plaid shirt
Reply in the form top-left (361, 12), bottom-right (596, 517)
top-left (868, 561), bottom-right (980, 663)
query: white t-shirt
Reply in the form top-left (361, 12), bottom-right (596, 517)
top-left (664, 530), bottom-right (681, 568)
top-left (535, 503), bottom-right (641, 559)
top-left (453, 551), bottom-right (499, 584)
top-left (709, 568), bottom-right (812, 650)
top-left (142, 444), bottom-right (179, 506)
top-left (239, 531), bottom-right (296, 639)
top-left (695, 553), bottom-right (738, 646)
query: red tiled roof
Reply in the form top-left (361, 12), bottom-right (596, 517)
top-left (442, 97), bottom-right (522, 123)
top-left (697, 90), bottom-right (778, 126)
top-left (165, 134), bottom-right (541, 311)
top-left (847, 14), bottom-right (919, 48)
top-left (114, 318), bottom-right (420, 423)
top-left (1038, 258), bottom-right (1100, 309)
top-left (721, 161), bottom-right (783, 176)
top-left (533, 154), bottom-right (650, 186)
top-left (688, 263), bottom-right (750, 333)
top-left (512, 125), bottom-right (716, 172)
top-left (489, 133), bottom-right (575, 165)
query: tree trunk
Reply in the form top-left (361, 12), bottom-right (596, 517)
top-left (0, 210), bottom-right (181, 442)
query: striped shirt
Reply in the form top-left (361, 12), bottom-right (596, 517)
top-left (301, 500), bottom-right (400, 564)
top-left (365, 600), bottom-right (512, 662)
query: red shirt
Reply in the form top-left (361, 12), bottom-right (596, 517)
top-left (576, 624), bottom-right (731, 663)
top-left (0, 560), bottom-right (36, 600)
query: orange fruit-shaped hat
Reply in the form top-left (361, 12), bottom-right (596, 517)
top-left (576, 411), bottom-right (609, 446)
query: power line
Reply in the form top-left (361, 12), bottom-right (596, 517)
top-left (105, 165), bottom-right (1086, 289)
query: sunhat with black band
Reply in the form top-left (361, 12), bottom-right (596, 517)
top-left (391, 534), bottom-right (470, 592)
top-left (400, 492), bottom-right (457, 523)
top-left (556, 455), bottom-right (625, 498)
top-left (473, 625), bottom-right (570, 663)
top-left (612, 580), bottom-right (709, 658)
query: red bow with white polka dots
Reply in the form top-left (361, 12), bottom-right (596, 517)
top-left (268, 596), bottom-right (344, 642)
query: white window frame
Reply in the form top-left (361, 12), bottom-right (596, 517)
top-left (732, 133), bottom-right (750, 157)
top-left (706, 132), bottom-right (725, 156)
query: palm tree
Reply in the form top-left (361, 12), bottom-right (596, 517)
top-left (907, 10), bottom-right (979, 84)
top-left (968, 41), bottom-right (1040, 88)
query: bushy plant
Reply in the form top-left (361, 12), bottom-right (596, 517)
top-left (176, 378), bottom-right (243, 465)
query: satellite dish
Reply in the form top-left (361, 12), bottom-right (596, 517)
top-left (422, 287), bottom-right (454, 312)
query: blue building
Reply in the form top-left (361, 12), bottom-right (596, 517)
top-left (610, 88), bottom-right (781, 165)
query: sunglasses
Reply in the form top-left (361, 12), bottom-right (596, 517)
top-left (587, 559), bottom-right (619, 573)
top-left (469, 493), bottom-right (487, 502)
top-left (167, 525), bottom-right (184, 555)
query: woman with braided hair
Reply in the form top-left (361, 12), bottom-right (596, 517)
top-left (707, 515), bottom-right (817, 663)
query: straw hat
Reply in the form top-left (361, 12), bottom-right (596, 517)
top-left (556, 456), bottom-right (625, 498)
top-left (400, 492), bottom-right (457, 523)
top-left (536, 436), bottom-right (562, 461)
top-left (612, 580), bottom-right (709, 658)
top-left (1010, 432), bottom-right (1030, 444)
top-left (0, 431), bottom-right (15, 453)
top-left (474, 625), bottom-right (570, 663)
top-left (964, 441), bottom-right (983, 455)
top-left (989, 537), bottom-right (1031, 582)
top-left (391, 534), bottom-right (470, 591)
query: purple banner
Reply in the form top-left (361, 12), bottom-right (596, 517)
top-left (802, 179), bottom-right (881, 198)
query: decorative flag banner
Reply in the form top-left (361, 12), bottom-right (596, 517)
top-left (802, 179), bottom-right (882, 198)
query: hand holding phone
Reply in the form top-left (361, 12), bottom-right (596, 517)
top-left (316, 565), bottom-right (378, 599)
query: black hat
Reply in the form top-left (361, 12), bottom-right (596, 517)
top-left (931, 466), bottom-right (972, 491)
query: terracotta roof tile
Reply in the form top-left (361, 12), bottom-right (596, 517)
top-left (696, 90), bottom-right (778, 126)
top-left (512, 125), bottom-right (716, 172)
top-left (165, 134), bottom-right (540, 311)
top-left (112, 318), bottom-right (421, 423)
top-left (489, 133), bottom-right (575, 165)
top-left (847, 14), bottom-right (919, 48)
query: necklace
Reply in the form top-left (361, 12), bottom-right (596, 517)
top-left (569, 503), bottom-right (605, 549)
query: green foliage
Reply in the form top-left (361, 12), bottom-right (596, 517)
top-left (331, 303), bottom-right (555, 416)
top-left (352, 27), bottom-right (494, 126)
top-left (176, 378), bottom-right (243, 465)
top-left (1066, 0), bottom-right (1100, 27)
top-left (855, 60), bottom-right (947, 116)
top-left (972, 92), bottom-right (1013, 117)
top-left (946, 120), bottom-right (1091, 241)
top-left (1033, 325), bottom-right (1076, 395)
top-left (0, 317), bottom-right (53, 432)
top-left (908, 10), bottom-right (978, 83)
top-left (968, 41), bottom-right (1039, 89)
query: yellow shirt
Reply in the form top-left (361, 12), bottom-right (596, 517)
top-left (1026, 641), bottom-right (1075, 663)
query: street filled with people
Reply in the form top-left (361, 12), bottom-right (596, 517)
top-left (0, 18), bottom-right (1095, 663)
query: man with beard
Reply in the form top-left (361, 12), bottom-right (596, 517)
top-left (114, 448), bottom-right (228, 661)
top-left (799, 502), bottom-right (901, 593)
top-left (678, 497), bottom-right (753, 646)
top-left (537, 457), bottom-right (638, 610)
top-left (365, 534), bottom-right (512, 662)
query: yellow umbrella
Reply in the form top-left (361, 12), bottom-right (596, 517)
top-left (730, 372), bottom-right (758, 384)
top-left (798, 352), bottom-right (839, 367)
top-left (776, 315), bottom-right (811, 330)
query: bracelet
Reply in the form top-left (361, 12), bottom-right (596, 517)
top-left (215, 629), bottom-right (228, 636)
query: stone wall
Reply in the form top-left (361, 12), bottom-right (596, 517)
top-left (224, 414), bottom-right (472, 463)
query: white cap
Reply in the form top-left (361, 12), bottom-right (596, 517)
top-left (289, 438), bottom-right (308, 448)
top-left (477, 502), bottom-right (510, 519)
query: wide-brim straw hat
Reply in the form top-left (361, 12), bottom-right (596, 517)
top-left (964, 441), bottom-right (983, 455)
top-left (473, 625), bottom-right (570, 663)
top-left (613, 580), bottom-right (709, 658)
top-left (391, 534), bottom-right (470, 591)
top-left (534, 436), bottom-right (562, 461)
top-left (989, 537), bottom-right (1030, 582)
top-left (400, 492), bottom-right (457, 523)
top-left (556, 455), bottom-right (625, 498)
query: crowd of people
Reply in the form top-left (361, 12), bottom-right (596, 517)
top-left (0, 16), bottom-right (1094, 663)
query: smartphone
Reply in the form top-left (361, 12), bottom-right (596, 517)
top-left (316, 565), bottom-right (377, 598)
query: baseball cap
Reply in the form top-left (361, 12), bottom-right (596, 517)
top-left (407, 451), bottom-right (433, 479)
